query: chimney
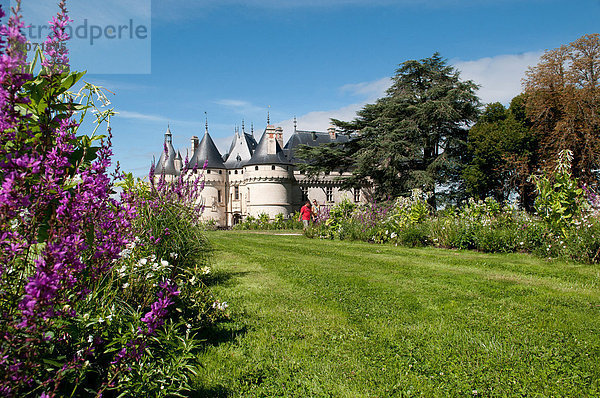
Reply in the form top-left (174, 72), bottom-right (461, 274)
top-left (328, 126), bottom-right (336, 140)
top-left (266, 134), bottom-right (277, 155)
top-left (265, 125), bottom-right (277, 154)
top-left (191, 136), bottom-right (199, 153)
top-left (275, 127), bottom-right (284, 148)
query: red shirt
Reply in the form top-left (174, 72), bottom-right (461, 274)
top-left (300, 205), bottom-right (312, 220)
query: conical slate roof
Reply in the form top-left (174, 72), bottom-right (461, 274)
top-left (187, 131), bottom-right (225, 169)
top-left (224, 131), bottom-right (258, 169)
top-left (155, 126), bottom-right (180, 176)
top-left (246, 130), bottom-right (291, 166)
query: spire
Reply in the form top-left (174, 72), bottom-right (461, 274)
top-left (293, 115), bottom-right (297, 133)
top-left (251, 122), bottom-right (254, 137)
top-left (267, 105), bottom-right (270, 125)
top-left (204, 112), bottom-right (208, 134)
top-left (165, 124), bottom-right (172, 143)
top-left (242, 119), bottom-right (245, 134)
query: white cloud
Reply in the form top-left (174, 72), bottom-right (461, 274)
top-left (117, 110), bottom-right (170, 123)
top-left (452, 51), bottom-right (542, 105)
top-left (276, 102), bottom-right (364, 142)
top-left (272, 51), bottom-right (543, 141)
top-left (215, 99), bottom-right (265, 115)
top-left (340, 77), bottom-right (391, 100)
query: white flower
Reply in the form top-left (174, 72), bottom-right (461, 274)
top-left (201, 266), bottom-right (211, 275)
top-left (122, 282), bottom-right (130, 289)
top-left (170, 252), bottom-right (178, 259)
top-left (161, 259), bottom-right (169, 267)
top-left (212, 301), bottom-right (228, 311)
top-left (87, 335), bottom-right (93, 343)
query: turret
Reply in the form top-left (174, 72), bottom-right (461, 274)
top-left (187, 127), bottom-right (227, 226)
top-left (154, 126), bottom-right (180, 177)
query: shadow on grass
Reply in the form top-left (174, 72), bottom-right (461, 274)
top-left (203, 270), bottom-right (250, 288)
top-left (188, 384), bottom-right (229, 398)
top-left (189, 269), bottom-right (249, 397)
top-left (198, 319), bottom-right (248, 348)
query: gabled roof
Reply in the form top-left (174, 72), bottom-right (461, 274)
top-left (284, 130), bottom-right (350, 164)
top-left (224, 131), bottom-right (258, 169)
top-left (246, 130), bottom-right (291, 166)
top-left (155, 126), bottom-right (180, 176)
top-left (187, 131), bottom-right (225, 169)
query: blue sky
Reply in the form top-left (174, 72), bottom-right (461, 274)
top-left (22, 0), bottom-right (600, 176)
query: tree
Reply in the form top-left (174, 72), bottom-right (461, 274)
top-left (463, 95), bottom-right (538, 209)
top-left (524, 33), bottom-right (600, 188)
top-left (298, 53), bottom-right (480, 206)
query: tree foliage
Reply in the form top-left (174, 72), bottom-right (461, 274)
top-left (297, 53), bottom-right (480, 205)
top-left (463, 95), bottom-right (538, 209)
top-left (524, 33), bottom-right (600, 187)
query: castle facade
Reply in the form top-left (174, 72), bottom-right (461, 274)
top-left (153, 121), bottom-right (365, 227)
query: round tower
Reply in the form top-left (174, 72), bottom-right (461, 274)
top-left (244, 124), bottom-right (294, 219)
top-left (187, 126), bottom-right (227, 226)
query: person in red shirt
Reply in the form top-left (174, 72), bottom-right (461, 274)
top-left (299, 200), bottom-right (312, 230)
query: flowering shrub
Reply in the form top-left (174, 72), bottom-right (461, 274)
top-left (0, 2), bottom-right (225, 396)
top-left (309, 189), bottom-right (600, 263)
top-left (233, 212), bottom-right (303, 230)
top-left (531, 150), bottom-right (586, 235)
top-left (309, 191), bottom-right (430, 244)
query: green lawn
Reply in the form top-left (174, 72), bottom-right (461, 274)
top-left (192, 231), bottom-right (600, 397)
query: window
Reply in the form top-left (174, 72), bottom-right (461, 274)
top-left (271, 165), bottom-right (276, 170)
top-left (219, 170), bottom-right (222, 174)
top-left (255, 166), bottom-right (259, 171)
top-left (326, 187), bottom-right (333, 202)
top-left (234, 186), bottom-right (239, 200)
top-left (228, 171), bottom-right (231, 174)
top-left (235, 170), bottom-right (238, 174)
top-left (301, 186), bottom-right (308, 201)
top-left (207, 170), bottom-right (211, 174)
top-left (217, 190), bottom-right (222, 203)
top-left (247, 188), bottom-right (250, 201)
top-left (353, 188), bottom-right (360, 203)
